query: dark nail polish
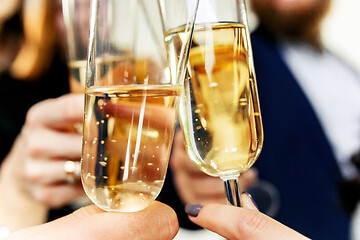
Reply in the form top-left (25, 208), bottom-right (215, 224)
top-left (246, 192), bottom-right (258, 209)
top-left (185, 204), bottom-right (203, 217)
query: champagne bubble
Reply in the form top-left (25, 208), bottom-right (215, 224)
top-left (99, 99), bottom-right (105, 106)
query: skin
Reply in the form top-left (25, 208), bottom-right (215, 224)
top-left (171, 130), bottom-right (258, 205)
top-left (7, 202), bottom-right (179, 240)
top-left (0, 94), bottom-right (85, 231)
top-left (0, 92), bottom-right (256, 229)
top-left (189, 193), bottom-right (310, 240)
top-left (22, 94), bottom-right (85, 208)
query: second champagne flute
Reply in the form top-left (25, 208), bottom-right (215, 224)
top-left (166, 0), bottom-right (264, 206)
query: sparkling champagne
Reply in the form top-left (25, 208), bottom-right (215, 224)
top-left (166, 23), bottom-right (263, 178)
top-left (67, 56), bottom-right (157, 93)
top-left (82, 84), bottom-right (181, 212)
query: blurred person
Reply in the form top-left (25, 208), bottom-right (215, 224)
top-left (0, 0), bottom-right (69, 162)
top-left (246, 0), bottom-right (360, 239)
top-left (0, 94), bottom-right (85, 231)
top-left (0, 0), bottom-right (81, 231)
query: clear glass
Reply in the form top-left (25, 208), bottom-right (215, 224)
top-left (81, 0), bottom-right (198, 212)
top-left (166, 0), bottom-right (263, 206)
top-left (62, 0), bottom-right (91, 93)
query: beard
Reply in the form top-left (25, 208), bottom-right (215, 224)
top-left (250, 0), bottom-right (331, 49)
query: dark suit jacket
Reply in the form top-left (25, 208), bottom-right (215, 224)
top-left (251, 25), bottom-right (350, 240)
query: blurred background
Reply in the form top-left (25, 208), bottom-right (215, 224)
top-left (323, 0), bottom-right (360, 74)
top-left (247, 0), bottom-right (360, 74)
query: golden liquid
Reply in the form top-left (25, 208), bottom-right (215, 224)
top-left (166, 23), bottom-right (263, 178)
top-left (68, 56), bottom-right (162, 93)
top-left (82, 85), bottom-right (181, 212)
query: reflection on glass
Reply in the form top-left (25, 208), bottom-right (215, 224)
top-left (166, 0), bottom-right (263, 206)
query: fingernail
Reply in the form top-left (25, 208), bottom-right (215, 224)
top-left (241, 192), bottom-right (258, 210)
top-left (185, 204), bottom-right (203, 217)
top-left (246, 192), bottom-right (258, 210)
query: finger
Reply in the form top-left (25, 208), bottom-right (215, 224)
top-left (25, 94), bottom-right (83, 130)
top-left (187, 204), bottom-right (308, 240)
top-left (25, 160), bottom-right (80, 184)
top-left (72, 202), bottom-right (179, 240)
top-left (8, 202), bottom-right (179, 240)
top-left (31, 183), bottom-right (84, 208)
top-left (26, 127), bottom-right (82, 159)
top-left (240, 193), bottom-right (259, 211)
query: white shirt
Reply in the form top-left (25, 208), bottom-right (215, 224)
top-left (352, 202), bottom-right (360, 240)
top-left (280, 41), bottom-right (360, 179)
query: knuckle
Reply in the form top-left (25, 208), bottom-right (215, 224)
top-left (57, 95), bottom-right (81, 120)
top-left (25, 103), bottom-right (44, 127)
top-left (34, 190), bottom-right (61, 208)
top-left (24, 162), bottom-right (41, 183)
top-left (25, 170), bottom-right (41, 184)
top-left (26, 140), bottom-right (45, 158)
top-left (24, 108), bottom-right (36, 127)
top-left (235, 210), bottom-right (265, 238)
top-left (33, 189), bottom-right (51, 205)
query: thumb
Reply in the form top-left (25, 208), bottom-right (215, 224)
top-left (8, 202), bottom-right (179, 240)
top-left (185, 194), bottom-right (308, 240)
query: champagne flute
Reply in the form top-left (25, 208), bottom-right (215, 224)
top-left (62, 0), bottom-right (91, 93)
top-left (61, 0), bottom-right (91, 139)
top-left (166, 0), bottom-right (263, 206)
top-left (81, 0), bottom-right (198, 212)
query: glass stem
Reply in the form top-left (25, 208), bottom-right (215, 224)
top-left (223, 178), bottom-right (241, 207)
